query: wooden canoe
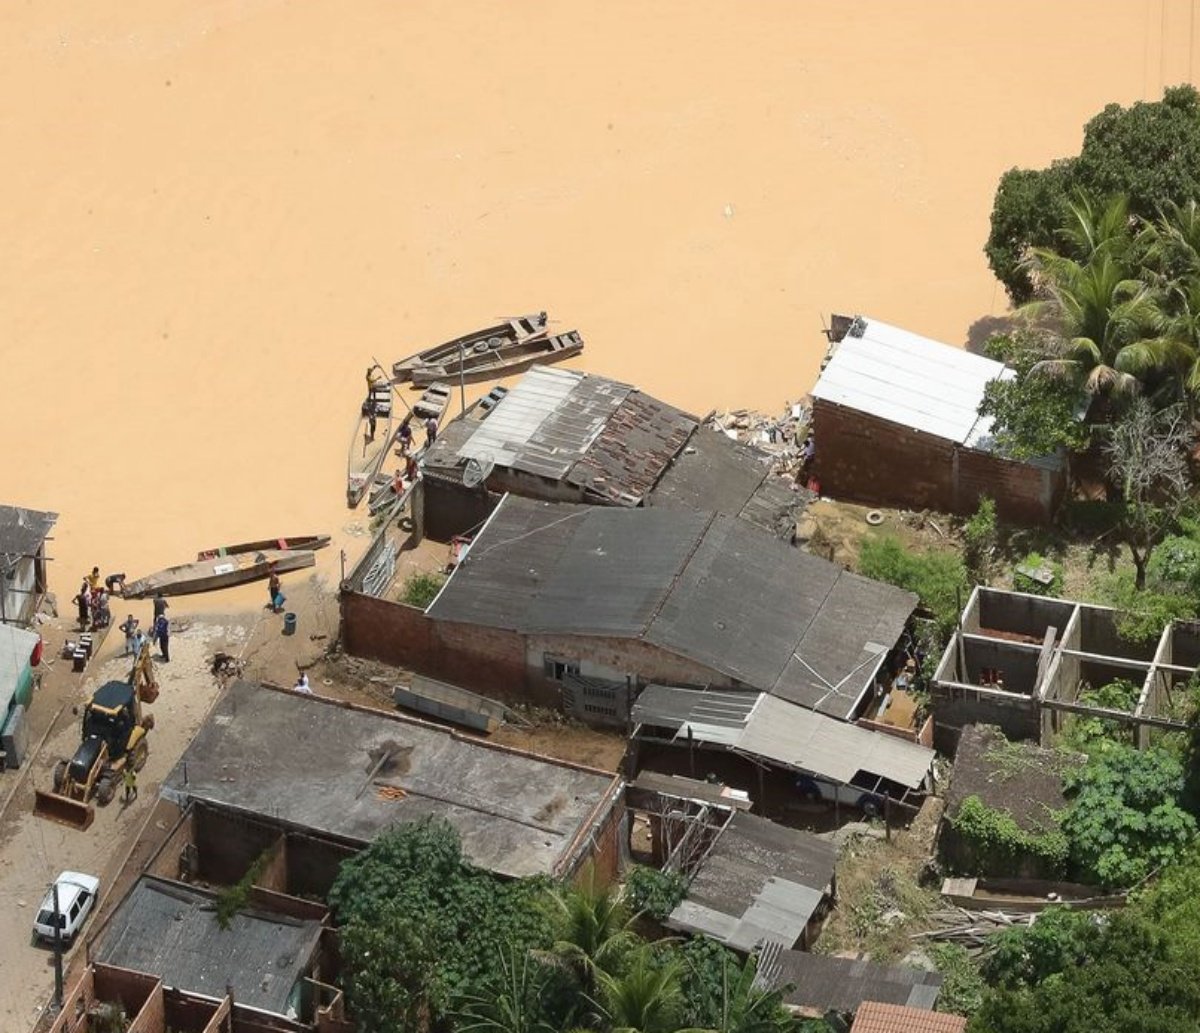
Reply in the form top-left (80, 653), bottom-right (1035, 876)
top-left (197, 535), bottom-right (331, 561)
top-left (410, 329), bottom-right (584, 387)
top-left (411, 381), bottom-right (453, 423)
top-left (124, 548), bottom-right (316, 599)
top-left (392, 313), bottom-right (550, 383)
top-left (348, 384), bottom-right (396, 508)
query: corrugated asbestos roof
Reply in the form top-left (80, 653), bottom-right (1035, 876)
top-left (668, 812), bottom-right (836, 950)
top-left (632, 685), bottom-right (934, 789)
top-left (428, 497), bottom-right (916, 720)
top-left (757, 950), bottom-right (942, 1014)
top-left (92, 876), bottom-right (322, 1016)
top-left (811, 317), bottom-right (1012, 445)
top-left (457, 366), bottom-right (585, 468)
top-left (0, 624), bottom-right (38, 714)
top-left (0, 504), bottom-right (56, 564)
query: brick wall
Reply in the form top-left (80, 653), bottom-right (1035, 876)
top-left (164, 988), bottom-right (225, 1033)
top-left (285, 832), bottom-right (359, 901)
top-left (146, 808), bottom-right (196, 881)
top-left (931, 684), bottom-right (1040, 753)
top-left (194, 806), bottom-right (285, 886)
top-left (340, 592), bottom-right (435, 667)
top-left (812, 400), bottom-right (1063, 524)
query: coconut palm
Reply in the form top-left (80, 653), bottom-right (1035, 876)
top-left (454, 947), bottom-right (558, 1033)
top-left (1020, 248), bottom-right (1162, 396)
top-left (550, 869), bottom-right (640, 995)
top-left (699, 955), bottom-right (793, 1033)
top-left (592, 951), bottom-right (688, 1033)
top-left (1057, 191), bottom-right (1132, 264)
top-left (1142, 198), bottom-right (1200, 283)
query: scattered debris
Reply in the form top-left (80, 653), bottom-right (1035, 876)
top-left (705, 401), bottom-right (811, 479)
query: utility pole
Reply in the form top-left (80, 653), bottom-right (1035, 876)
top-left (51, 881), bottom-right (63, 1010)
top-left (457, 342), bottom-right (466, 416)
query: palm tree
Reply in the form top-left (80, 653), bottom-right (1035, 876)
top-left (592, 951), bottom-right (688, 1033)
top-left (1056, 191), bottom-right (1132, 264)
top-left (454, 947), bottom-right (558, 1033)
top-left (550, 869), bottom-right (640, 995)
top-left (700, 955), bottom-right (793, 1033)
top-left (1142, 198), bottom-right (1200, 284)
top-left (1020, 248), bottom-right (1162, 396)
top-left (1143, 274), bottom-right (1200, 408)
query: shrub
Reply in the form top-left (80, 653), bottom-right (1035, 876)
top-left (963, 497), bottom-right (998, 583)
top-left (949, 795), bottom-right (1069, 876)
top-left (1096, 572), bottom-right (1198, 646)
top-left (624, 865), bottom-right (687, 921)
top-left (858, 535), bottom-right (968, 640)
top-left (930, 943), bottom-right (987, 1017)
top-left (401, 571), bottom-right (446, 609)
top-left (1012, 551), bottom-right (1063, 597)
top-left (1147, 534), bottom-right (1200, 594)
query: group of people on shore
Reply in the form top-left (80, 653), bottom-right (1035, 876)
top-left (73, 566), bottom-right (122, 633)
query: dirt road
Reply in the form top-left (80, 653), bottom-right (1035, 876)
top-left (0, 616), bottom-right (253, 1033)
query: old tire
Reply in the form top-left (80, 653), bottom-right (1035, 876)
top-left (96, 777), bottom-right (116, 806)
top-left (130, 740), bottom-right (149, 772)
top-left (52, 760), bottom-right (68, 793)
top-left (865, 510), bottom-right (884, 526)
top-left (141, 713), bottom-right (156, 731)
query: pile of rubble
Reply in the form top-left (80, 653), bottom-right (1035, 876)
top-left (705, 400), bottom-right (810, 478)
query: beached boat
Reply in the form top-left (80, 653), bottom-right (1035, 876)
top-left (347, 383), bottom-right (396, 508)
top-left (391, 312), bottom-right (550, 383)
top-left (410, 328), bottom-right (583, 387)
top-left (196, 535), bottom-right (331, 561)
top-left (124, 548), bottom-right (316, 599)
top-left (411, 381), bottom-right (452, 423)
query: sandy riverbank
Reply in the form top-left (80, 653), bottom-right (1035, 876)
top-left (0, 0), bottom-right (1194, 596)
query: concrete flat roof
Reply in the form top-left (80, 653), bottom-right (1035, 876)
top-left (162, 682), bottom-right (621, 879)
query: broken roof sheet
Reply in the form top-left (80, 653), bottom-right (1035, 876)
top-left (0, 504), bottom-right (56, 565)
top-left (567, 391), bottom-right (696, 505)
top-left (91, 876), bottom-right (321, 1016)
top-left (811, 317), bottom-right (1012, 446)
top-left (428, 497), bottom-right (916, 719)
top-left (520, 374), bottom-right (633, 480)
top-left (757, 949), bottom-right (943, 1014)
top-left (161, 682), bottom-right (619, 879)
top-left (668, 812), bottom-right (836, 951)
top-left (632, 685), bottom-right (934, 789)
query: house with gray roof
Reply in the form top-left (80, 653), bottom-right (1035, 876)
top-left (0, 503), bottom-right (56, 625)
top-left (420, 366), bottom-right (806, 542)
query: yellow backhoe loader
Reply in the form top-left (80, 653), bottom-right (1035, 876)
top-left (33, 680), bottom-right (153, 830)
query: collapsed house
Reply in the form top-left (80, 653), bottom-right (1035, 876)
top-left (810, 316), bottom-right (1065, 524)
top-left (932, 586), bottom-right (1198, 753)
top-left (342, 495), bottom-right (919, 726)
top-left (0, 503), bottom-right (56, 625)
top-left (419, 366), bottom-right (806, 542)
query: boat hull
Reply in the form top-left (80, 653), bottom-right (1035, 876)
top-left (392, 313), bottom-right (549, 382)
top-left (197, 535), bottom-right (331, 561)
top-left (410, 330), bottom-right (584, 387)
top-left (124, 549), bottom-right (316, 599)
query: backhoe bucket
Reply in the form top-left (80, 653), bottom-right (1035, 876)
top-left (32, 789), bottom-right (94, 831)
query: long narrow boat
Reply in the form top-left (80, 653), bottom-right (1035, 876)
top-left (411, 381), bottom-right (453, 423)
top-left (124, 548), bottom-right (316, 599)
top-left (348, 383), bottom-right (396, 508)
top-left (197, 535), bottom-right (331, 561)
top-left (392, 312), bottom-right (550, 383)
top-left (411, 329), bottom-right (584, 387)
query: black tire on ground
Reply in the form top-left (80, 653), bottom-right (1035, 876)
top-left (52, 760), bottom-right (68, 793)
top-left (131, 741), bottom-right (149, 772)
top-left (96, 777), bottom-right (116, 806)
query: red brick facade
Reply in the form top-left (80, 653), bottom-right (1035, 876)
top-left (811, 399), bottom-right (1065, 525)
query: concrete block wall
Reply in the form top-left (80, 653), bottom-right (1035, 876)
top-left (194, 806), bottom-right (284, 886)
top-left (420, 476), bottom-right (500, 543)
top-left (285, 832), bottom-right (359, 901)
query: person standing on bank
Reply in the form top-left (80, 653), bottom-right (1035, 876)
top-left (123, 765), bottom-right (138, 803)
top-left (154, 612), bottom-right (170, 663)
top-left (268, 566), bottom-right (283, 613)
top-left (153, 591), bottom-right (169, 620)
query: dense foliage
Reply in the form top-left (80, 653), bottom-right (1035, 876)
top-left (985, 85), bottom-right (1200, 301)
top-left (1060, 744), bottom-right (1197, 887)
top-left (976, 332), bottom-right (1090, 459)
top-left (624, 865), bottom-right (688, 922)
top-left (857, 535), bottom-right (967, 639)
top-left (401, 571), bottom-right (447, 608)
top-left (949, 795), bottom-right (1068, 876)
top-left (962, 497), bottom-right (997, 583)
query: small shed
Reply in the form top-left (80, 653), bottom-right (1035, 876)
top-left (0, 504), bottom-right (56, 625)
top-left (666, 812), bottom-right (837, 951)
top-left (810, 316), bottom-right (1064, 524)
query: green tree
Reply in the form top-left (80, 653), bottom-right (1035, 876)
top-left (624, 867), bottom-right (688, 923)
top-left (454, 947), bottom-right (561, 1033)
top-left (678, 943), bottom-right (793, 1033)
top-left (1061, 744), bottom-right (1197, 887)
top-left (977, 332), bottom-right (1090, 459)
top-left (550, 870), bottom-right (639, 995)
top-left (592, 949), bottom-right (686, 1033)
top-left (986, 85), bottom-right (1200, 301)
top-left (981, 907), bottom-right (1095, 989)
top-left (340, 908), bottom-right (442, 1033)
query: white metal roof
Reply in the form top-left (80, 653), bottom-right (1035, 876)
top-left (633, 684), bottom-right (934, 790)
top-left (811, 317), bottom-right (1013, 446)
top-left (457, 366), bottom-right (583, 467)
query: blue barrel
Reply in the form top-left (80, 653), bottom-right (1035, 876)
top-left (283, 612), bottom-right (297, 636)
